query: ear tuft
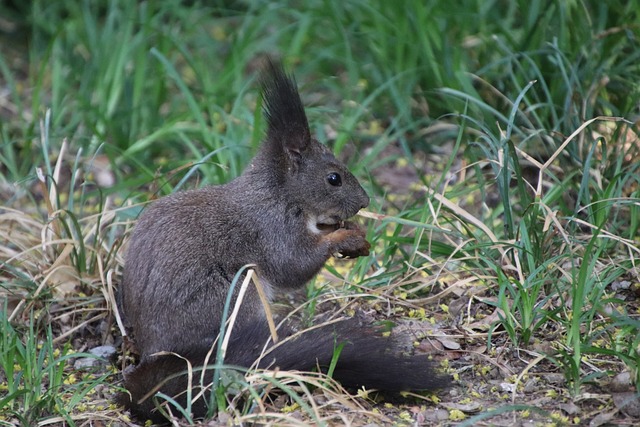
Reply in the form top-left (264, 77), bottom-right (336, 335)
top-left (260, 59), bottom-right (311, 154)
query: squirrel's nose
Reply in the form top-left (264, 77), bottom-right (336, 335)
top-left (360, 195), bottom-right (370, 210)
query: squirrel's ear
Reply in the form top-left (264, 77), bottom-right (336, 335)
top-left (260, 59), bottom-right (311, 160)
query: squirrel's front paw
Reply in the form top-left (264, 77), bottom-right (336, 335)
top-left (323, 224), bottom-right (370, 258)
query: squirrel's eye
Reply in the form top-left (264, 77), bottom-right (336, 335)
top-left (327, 172), bottom-right (342, 187)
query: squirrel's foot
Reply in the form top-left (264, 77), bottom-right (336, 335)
top-left (323, 222), bottom-right (370, 258)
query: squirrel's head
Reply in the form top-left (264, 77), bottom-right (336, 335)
top-left (256, 60), bottom-right (369, 230)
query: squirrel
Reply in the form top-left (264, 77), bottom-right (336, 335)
top-left (117, 60), bottom-right (449, 422)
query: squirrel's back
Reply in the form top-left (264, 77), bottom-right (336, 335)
top-left (121, 181), bottom-right (261, 357)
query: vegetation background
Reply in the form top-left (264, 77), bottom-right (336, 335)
top-left (1, 0), bottom-right (639, 425)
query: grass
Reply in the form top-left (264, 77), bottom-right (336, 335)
top-left (0, 311), bottom-right (114, 425)
top-left (1, 0), bottom-right (639, 425)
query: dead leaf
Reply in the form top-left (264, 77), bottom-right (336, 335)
top-left (612, 392), bottom-right (640, 418)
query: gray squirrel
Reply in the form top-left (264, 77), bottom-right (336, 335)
top-left (118, 60), bottom-right (448, 422)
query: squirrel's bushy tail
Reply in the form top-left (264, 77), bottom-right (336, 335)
top-left (119, 319), bottom-right (449, 423)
